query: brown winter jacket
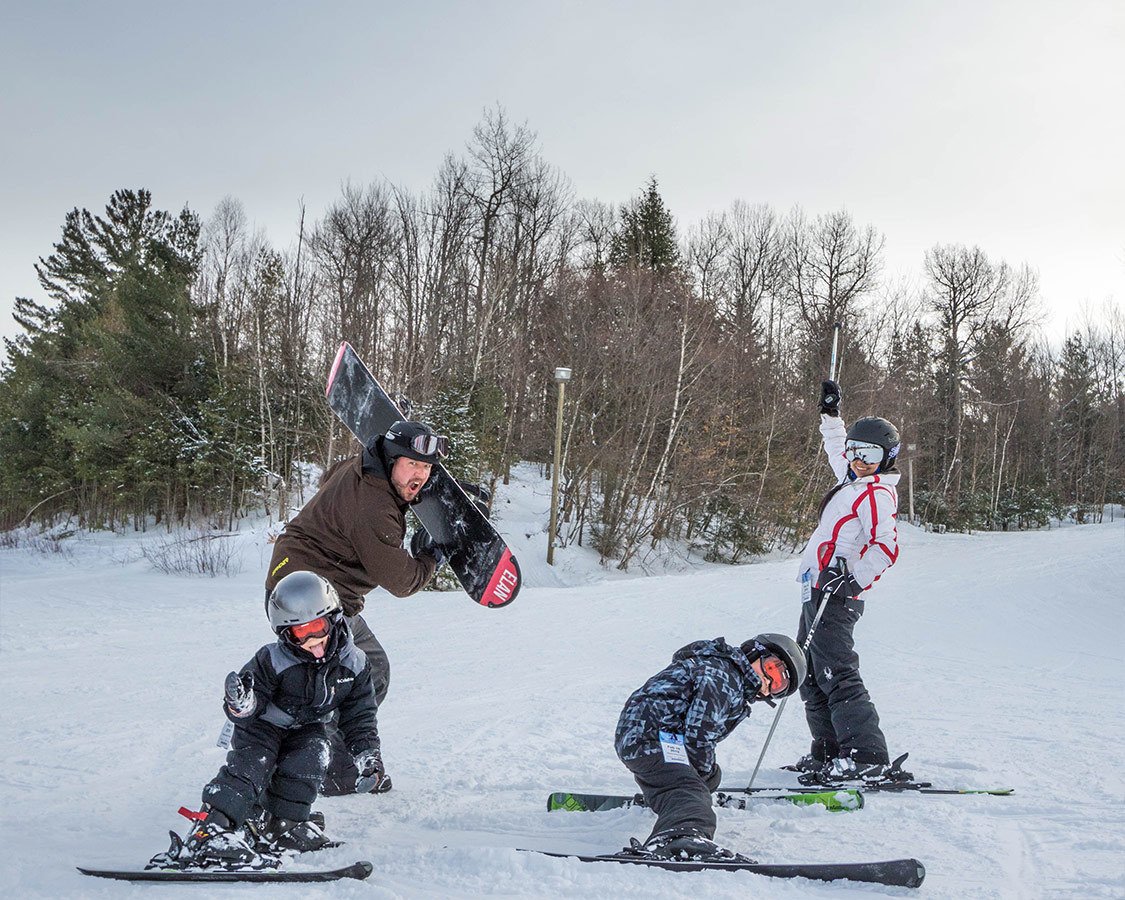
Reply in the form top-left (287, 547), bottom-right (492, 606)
top-left (265, 452), bottom-right (437, 616)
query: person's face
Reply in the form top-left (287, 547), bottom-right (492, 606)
top-left (849, 457), bottom-right (880, 478)
top-left (390, 455), bottom-right (433, 502)
top-left (750, 654), bottom-right (791, 698)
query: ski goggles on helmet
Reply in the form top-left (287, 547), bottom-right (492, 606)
top-left (289, 617), bottom-right (331, 642)
top-left (404, 433), bottom-right (448, 458)
top-left (845, 440), bottom-right (884, 466)
top-left (759, 654), bottom-right (791, 696)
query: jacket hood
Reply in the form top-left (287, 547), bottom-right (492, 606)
top-left (672, 637), bottom-right (763, 703)
top-left (362, 445), bottom-right (391, 481)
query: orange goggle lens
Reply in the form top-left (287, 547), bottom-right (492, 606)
top-left (760, 654), bottom-right (791, 695)
top-left (290, 617), bottom-right (330, 641)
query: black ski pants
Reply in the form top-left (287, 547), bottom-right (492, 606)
top-left (624, 753), bottom-right (722, 842)
top-left (204, 720), bottom-right (329, 825)
top-left (322, 612), bottom-right (388, 794)
top-left (797, 590), bottom-right (888, 764)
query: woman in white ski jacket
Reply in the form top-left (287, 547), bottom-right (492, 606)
top-left (793, 379), bottom-right (901, 780)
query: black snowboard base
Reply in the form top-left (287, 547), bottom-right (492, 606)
top-left (521, 849), bottom-right (925, 888)
top-left (77, 860), bottom-right (373, 883)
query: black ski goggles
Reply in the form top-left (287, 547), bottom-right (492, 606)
top-left (404, 433), bottom-right (448, 458)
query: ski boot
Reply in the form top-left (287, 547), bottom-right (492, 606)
top-left (782, 739), bottom-right (838, 774)
top-left (810, 751), bottom-right (915, 785)
top-left (628, 830), bottom-right (757, 864)
top-left (257, 813), bottom-right (342, 854)
top-left (784, 753), bottom-right (830, 774)
top-left (147, 806), bottom-right (277, 871)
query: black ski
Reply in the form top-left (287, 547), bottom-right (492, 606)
top-left (730, 782), bottom-right (1012, 796)
top-left (779, 752), bottom-right (1012, 795)
top-left (520, 849), bottom-right (924, 888)
top-left (326, 341), bottom-right (521, 608)
top-left (78, 860), bottom-right (374, 883)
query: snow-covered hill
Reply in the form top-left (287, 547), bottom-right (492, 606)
top-left (1, 466), bottom-right (1122, 898)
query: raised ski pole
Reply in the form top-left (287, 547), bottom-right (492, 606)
top-left (746, 322), bottom-right (845, 792)
top-left (828, 320), bottom-right (842, 383)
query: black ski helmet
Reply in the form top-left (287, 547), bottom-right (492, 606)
top-left (741, 633), bottom-right (807, 699)
top-left (380, 420), bottom-right (448, 465)
top-left (846, 416), bottom-right (901, 472)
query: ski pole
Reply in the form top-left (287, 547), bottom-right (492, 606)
top-left (828, 321), bottom-right (842, 383)
top-left (745, 557), bottom-right (850, 790)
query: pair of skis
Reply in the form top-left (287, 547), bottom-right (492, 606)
top-left (540, 776), bottom-right (1012, 888)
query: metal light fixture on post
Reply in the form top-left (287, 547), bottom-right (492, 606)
top-left (547, 367), bottom-right (572, 565)
top-left (906, 443), bottom-right (917, 525)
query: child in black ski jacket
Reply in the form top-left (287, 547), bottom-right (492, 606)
top-left (614, 634), bottom-right (805, 860)
top-left (152, 571), bottom-right (382, 870)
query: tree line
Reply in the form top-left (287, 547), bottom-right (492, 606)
top-left (2, 108), bottom-right (1122, 566)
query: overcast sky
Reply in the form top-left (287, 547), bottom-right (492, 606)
top-left (2, 1), bottom-right (1122, 349)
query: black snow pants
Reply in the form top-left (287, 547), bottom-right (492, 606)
top-left (623, 753), bottom-right (723, 842)
top-left (321, 612), bottom-right (388, 795)
top-left (204, 719), bottom-right (330, 825)
top-left (797, 590), bottom-right (888, 764)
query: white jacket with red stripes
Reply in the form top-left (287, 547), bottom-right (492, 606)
top-left (797, 415), bottom-right (900, 592)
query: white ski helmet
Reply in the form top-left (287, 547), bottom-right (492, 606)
top-left (267, 571), bottom-right (342, 634)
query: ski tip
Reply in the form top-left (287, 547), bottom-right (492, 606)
top-left (326, 342), bottom-right (351, 397)
top-left (479, 549), bottom-right (521, 608)
top-left (347, 861), bottom-right (375, 879)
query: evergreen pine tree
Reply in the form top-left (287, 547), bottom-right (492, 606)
top-left (0, 189), bottom-right (208, 528)
top-left (609, 177), bottom-right (681, 274)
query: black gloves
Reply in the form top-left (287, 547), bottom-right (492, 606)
top-left (353, 749), bottom-right (386, 792)
top-left (818, 380), bottom-right (842, 416)
top-left (704, 763), bottom-right (723, 792)
top-left (224, 671), bottom-right (255, 717)
top-left (458, 479), bottom-right (491, 519)
top-left (410, 526), bottom-right (447, 567)
top-left (816, 564), bottom-right (862, 601)
top-left (354, 749), bottom-right (384, 780)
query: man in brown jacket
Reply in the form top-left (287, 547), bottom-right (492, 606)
top-left (265, 420), bottom-right (449, 794)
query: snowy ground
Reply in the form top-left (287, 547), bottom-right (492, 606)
top-left (1, 465), bottom-right (1123, 898)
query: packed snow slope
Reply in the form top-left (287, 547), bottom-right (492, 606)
top-left (1, 466), bottom-right (1122, 898)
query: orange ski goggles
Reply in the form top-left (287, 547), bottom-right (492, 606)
top-left (759, 654), bottom-right (791, 695)
top-left (290, 617), bottom-right (330, 642)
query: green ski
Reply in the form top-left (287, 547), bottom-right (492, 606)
top-left (547, 788), bottom-right (862, 813)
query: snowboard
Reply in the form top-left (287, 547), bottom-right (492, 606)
top-left (78, 861), bottom-right (373, 883)
top-left (326, 341), bottom-right (521, 608)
